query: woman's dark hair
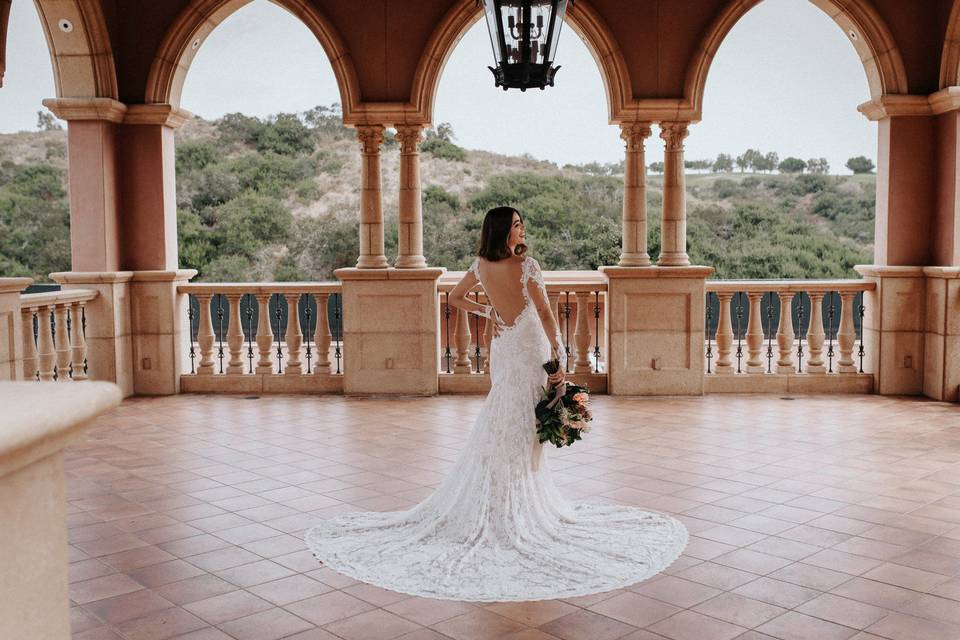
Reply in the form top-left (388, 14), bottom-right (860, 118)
top-left (477, 206), bottom-right (527, 261)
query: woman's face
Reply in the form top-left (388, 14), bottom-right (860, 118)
top-left (507, 211), bottom-right (525, 249)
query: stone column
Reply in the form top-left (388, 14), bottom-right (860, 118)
top-left (356, 125), bottom-right (389, 269)
top-left (117, 105), bottom-right (191, 271)
top-left (658, 122), bottom-right (691, 267)
top-left (618, 123), bottom-right (652, 266)
top-left (395, 125), bottom-right (428, 268)
top-left (42, 98), bottom-right (127, 272)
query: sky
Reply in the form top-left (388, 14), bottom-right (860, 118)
top-left (2, 0), bottom-right (876, 173)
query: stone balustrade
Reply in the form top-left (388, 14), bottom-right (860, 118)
top-left (704, 279), bottom-right (876, 393)
top-left (436, 269), bottom-right (608, 393)
top-left (19, 288), bottom-right (98, 382)
top-left (177, 283), bottom-right (343, 394)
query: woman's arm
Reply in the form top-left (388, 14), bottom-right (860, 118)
top-left (448, 259), bottom-right (496, 320)
top-left (525, 259), bottom-right (567, 370)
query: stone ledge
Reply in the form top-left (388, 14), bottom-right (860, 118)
top-left (440, 372), bottom-right (608, 395)
top-left (334, 267), bottom-right (445, 281)
top-left (854, 265), bottom-right (926, 278)
top-left (705, 373), bottom-right (874, 394)
top-left (180, 374), bottom-right (343, 394)
top-left (0, 382), bottom-right (121, 479)
top-left (600, 265), bottom-right (715, 279)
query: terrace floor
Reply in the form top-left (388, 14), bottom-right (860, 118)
top-left (66, 392), bottom-right (960, 640)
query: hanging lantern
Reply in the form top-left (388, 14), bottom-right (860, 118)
top-left (479, 0), bottom-right (572, 91)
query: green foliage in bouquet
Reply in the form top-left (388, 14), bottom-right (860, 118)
top-left (535, 358), bottom-right (594, 448)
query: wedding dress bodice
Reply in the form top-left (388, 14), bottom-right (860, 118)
top-left (305, 255), bottom-right (687, 601)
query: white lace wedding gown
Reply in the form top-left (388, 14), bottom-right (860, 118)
top-left (305, 256), bottom-right (688, 601)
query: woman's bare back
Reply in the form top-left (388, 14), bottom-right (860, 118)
top-left (476, 255), bottom-right (528, 326)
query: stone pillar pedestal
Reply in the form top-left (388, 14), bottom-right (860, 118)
top-left (854, 265), bottom-right (926, 395)
top-left (922, 266), bottom-right (960, 401)
top-left (50, 271), bottom-right (134, 396)
top-left (599, 265), bottom-right (713, 395)
top-left (129, 269), bottom-right (197, 395)
top-left (335, 267), bottom-right (444, 395)
top-left (1, 382), bottom-right (120, 640)
top-left (0, 278), bottom-right (32, 380)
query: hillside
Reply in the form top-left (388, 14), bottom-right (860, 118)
top-left (0, 107), bottom-right (874, 282)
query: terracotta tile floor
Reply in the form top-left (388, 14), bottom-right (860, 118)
top-left (65, 393), bottom-right (960, 640)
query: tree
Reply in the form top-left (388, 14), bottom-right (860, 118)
top-left (778, 157), bottom-right (807, 174)
top-left (713, 153), bottom-right (733, 173)
top-left (807, 157), bottom-right (830, 175)
top-left (36, 110), bottom-right (62, 131)
top-left (846, 156), bottom-right (875, 174)
top-left (761, 152), bottom-right (780, 173)
top-left (648, 161), bottom-right (664, 174)
top-left (735, 153), bottom-right (749, 173)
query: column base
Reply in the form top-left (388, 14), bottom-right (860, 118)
top-left (356, 256), bottom-right (390, 269)
top-left (395, 255), bottom-right (428, 269)
top-left (50, 271), bottom-right (135, 397)
top-left (657, 253), bottom-right (691, 267)
top-left (335, 267), bottom-right (444, 395)
top-left (921, 267), bottom-right (960, 401)
top-left (599, 265), bottom-right (714, 395)
top-left (855, 265), bottom-right (926, 396)
top-left (617, 253), bottom-right (652, 267)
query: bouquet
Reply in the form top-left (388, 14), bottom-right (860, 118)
top-left (532, 357), bottom-right (593, 471)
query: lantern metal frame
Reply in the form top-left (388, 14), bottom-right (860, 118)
top-left (478, 0), bottom-right (572, 91)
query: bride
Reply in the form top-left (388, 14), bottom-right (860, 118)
top-left (305, 206), bottom-right (687, 602)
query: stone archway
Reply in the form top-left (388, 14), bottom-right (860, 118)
top-left (145, 0), bottom-right (359, 117)
top-left (941, 0), bottom-right (960, 88)
top-left (28, 0), bottom-right (117, 98)
top-left (686, 0), bottom-right (909, 119)
top-left (408, 0), bottom-right (633, 126)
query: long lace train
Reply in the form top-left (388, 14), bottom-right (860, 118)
top-left (304, 257), bottom-right (688, 601)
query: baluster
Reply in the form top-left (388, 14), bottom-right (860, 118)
top-left (285, 293), bottom-right (304, 375)
top-left (273, 293), bottom-right (285, 374)
top-left (745, 292), bottom-right (765, 373)
top-left (838, 291), bottom-right (857, 373)
top-left (225, 294), bottom-right (245, 374)
top-left (454, 308), bottom-right (472, 373)
top-left (69, 303), bottom-right (88, 381)
top-left (764, 292), bottom-right (775, 373)
top-left (796, 293), bottom-right (807, 373)
top-left (216, 295), bottom-right (225, 374)
top-left (37, 306), bottom-right (56, 381)
top-left (806, 292), bottom-right (826, 373)
top-left (734, 292), bottom-right (744, 373)
top-left (255, 293), bottom-right (274, 374)
top-left (472, 292), bottom-right (483, 373)
top-left (187, 296), bottom-right (197, 374)
top-left (857, 293), bottom-right (865, 373)
top-left (53, 305), bottom-right (70, 380)
top-left (593, 291), bottom-right (601, 373)
top-left (705, 292), bottom-right (715, 374)
top-left (574, 292), bottom-right (593, 373)
top-left (196, 294), bottom-right (216, 375)
top-left (776, 292), bottom-right (795, 373)
top-left (826, 291), bottom-right (836, 373)
top-left (244, 294), bottom-right (255, 373)
top-left (563, 292), bottom-right (572, 372)
top-left (548, 292), bottom-right (561, 326)
top-left (443, 292), bottom-right (452, 374)
top-left (314, 293), bottom-right (332, 374)
top-left (21, 308), bottom-right (37, 380)
top-left (334, 293), bottom-right (343, 374)
top-left (715, 292), bottom-right (734, 374)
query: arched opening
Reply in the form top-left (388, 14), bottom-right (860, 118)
top-left (686, 0), bottom-right (881, 280)
top-left (417, 13), bottom-right (630, 272)
top-left (172, 0), bottom-right (355, 283)
top-left (0, 1), bottom-right (69, 284)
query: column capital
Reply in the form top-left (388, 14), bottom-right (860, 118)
top-left (659, 122), bottom-right (689, 151)
top-left (356, 124), bottom-right (385, 154)
top-left (124, 104), bottom-right (193, 129)
top-left (619, 122), bottom-right (652, 150)
top-left (42, 97), bottom-right (127, 123)
top-left (395, 124), bottom-right (424, 154)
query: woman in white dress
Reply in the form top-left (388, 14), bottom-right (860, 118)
top-left (305, 206), bottom-right (687, 602)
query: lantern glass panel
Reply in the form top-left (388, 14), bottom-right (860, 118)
top-left (499, 1), bottom-right (524, 64)
top-left (482, 1), bottom-right (502, 64)
top-left (529, 1), bottom-right (554, 64)
top-left (545, 0), bottom-right (569, 61)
